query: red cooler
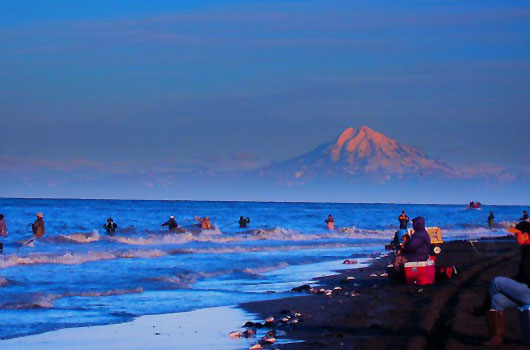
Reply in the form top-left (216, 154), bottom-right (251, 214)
top-left (404, 260), bottom-right (435, 285)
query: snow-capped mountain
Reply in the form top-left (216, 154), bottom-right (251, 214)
top-left (258, 126), bottom-right (453, 184)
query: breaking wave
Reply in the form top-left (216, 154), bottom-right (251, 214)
top-left (0, 249), bottom-right (165, 269)
top-left (0, 288), bottom-right (144, 310)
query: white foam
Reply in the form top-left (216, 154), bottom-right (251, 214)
top-left (0, 249), bottom-right (166, 269)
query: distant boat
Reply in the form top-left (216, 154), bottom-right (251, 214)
top-left (467, 201), bottom-right (482, 210)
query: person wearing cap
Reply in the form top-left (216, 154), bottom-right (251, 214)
top-left (485, 220), bottom-right (530, 346)
top-left (393, 216), bottom-right (431, 265)
top-left (103, 218), bottom-right (118, 234)
top-left (32, 213), bottom-right (45, 237)
top-left (161, 216), bottom-right (178, 231)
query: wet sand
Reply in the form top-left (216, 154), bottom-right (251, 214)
top-left (241, 239), bottom-right (528, 349)
top-left (0, 306), bottom-right (280, 350)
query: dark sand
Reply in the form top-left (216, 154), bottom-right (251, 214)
top-left (241, 239), bottom-right (528, 349)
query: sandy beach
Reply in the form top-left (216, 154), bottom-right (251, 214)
top-left (239, 239), bottom-right (528, 349)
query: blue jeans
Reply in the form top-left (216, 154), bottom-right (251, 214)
top-left (490, 276), bottom-right (530, 311)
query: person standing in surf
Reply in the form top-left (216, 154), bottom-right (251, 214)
top-left (195, 216), bottom-right (211, 229)
top-left (239, 216), bottom-right (251, 228)
top-left (325, 214), bottom-right (335, 230)
top-left (488, 212), bottom-right (495, 229)
top-left (398, 210), bottom-right (410, 229)
top-left (32, 212), bottom-right (45, 237)
top-left (0, 214), bottom-right (7, 253)
top-left (103, 218), bottom-right (118, 234)
top-left (161, 216), bottom-right (178, 231)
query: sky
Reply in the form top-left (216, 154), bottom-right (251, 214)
top-left (1, 0), bottom-right (529, 201)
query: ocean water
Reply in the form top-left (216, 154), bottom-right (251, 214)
top-left (0, 198), bottom-right (524, 340)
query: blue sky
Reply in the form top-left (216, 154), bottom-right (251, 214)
top-left (1, 0), bottom-right (529, 199)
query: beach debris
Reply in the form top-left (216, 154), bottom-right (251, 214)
top-left (280, 316), bottom-right (291, 323)
top-left (333, 286), bottom-right (342, 291)
top-left (265, 330), bottom-right (276, 338)
top-left (155, 332), bottom-right (161, 335)
top-left (263, 336), bottom-right (276, 344)
top-left (370, 273), bottom-right (378, 278)
top-left (229, 331), bottom-right (243, 338)
top-left (264, 316), bottom-right (275, 326)
top-left (291, 284), bottom-right (311, 292)
top-left (343, 259), bottom-right (358, 264)
top-left (318, 288), bottom-right (326, 295)
top-left (380, 273), bottom-right (388, 277)
top-left (249, 343), bottom-right (263, 350)
top-left (346, 276), bottom-right (356, 281)
top-left (243, 329), bottom-right (257, 338)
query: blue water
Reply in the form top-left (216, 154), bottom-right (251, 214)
top-left (0, 198), bottom-right (524, 340)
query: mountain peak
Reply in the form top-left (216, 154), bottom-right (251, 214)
top-left (262, 125), bottom-right (452, 182)
top-left (331, 125), bottom-right (398, 162)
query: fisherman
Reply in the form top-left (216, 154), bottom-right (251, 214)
top-left (398, 210), bottom-right (410, 229)
top-left (103, 218), bottom-right (118, 234)
top-left (488, 212), bottom-right (495, 230)
top-left (325, 214), bottom-right (335, 230)
top-left (239, 216), bottom-right (251, 228)
top-left (161, 216), bottom-right (178, 231)
top-left (195, 216), bottom-right (211, 229)
top-left (0, 214), bottom-right (7, 254)
top-left (32, 212), bottom-right (45, 237)
top-left (393, 216), bottom-right (431, 265)
top-left (484, 220), bottom-right (530, 346)
top-left (521, 210), bottom-right (529, 222)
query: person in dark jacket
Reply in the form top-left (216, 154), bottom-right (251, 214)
top-left (0, 214), bottom-right (7, 254)
top-left (400, 216), bottom-right (431, 262)
top-left (398, 210), bottom-right (410, 229)
top-left (325, 214), bottom-right (335, 230)
top-left (488, 212), bottom-right (495, 230)
top-left (485, 220), bottom-right (530, 346)
top-left (521, 210), bottom-right (529, 222)
top-left (239, 216), bottom-right (250, 228)
top-left (161, 216), bottom-right (178, 231)
top-left (32, 212), bottom-right (45, 237)
top-left (103, 218), bottom-right (118, 234)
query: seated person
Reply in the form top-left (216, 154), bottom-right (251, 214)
top-left (195, 216), bottom-right (211, 229)
top-left (239, 216), bottom-right (250, 228)
top-left (485, 220), bottom-right (530, 347)
top-left (393, 216), bottom-right (431, 265)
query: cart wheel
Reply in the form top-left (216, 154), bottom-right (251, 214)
top-left (433, 246), bottom-right (442, 255)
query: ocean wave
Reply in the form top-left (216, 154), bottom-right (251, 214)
top-left (0, 249), bottom-right (165, 269)
top-left (0, 277), bottom-right (8, 287)
top-left (51, 230), bottom-right (101, 244)
top-left (0, 288), bottom-right (144, 310)
top-left (0, 293), bottom-right (59, 309)
top-left (241, 262), bottom-right (290, 275)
